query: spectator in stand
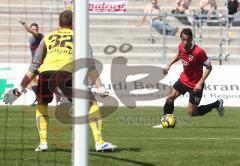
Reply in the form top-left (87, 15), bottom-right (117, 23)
top-left (65, 0), bottom-right (73, 11)
top-left (138, 0), bottom-right (178, 36)
top-left (172, 0), bottom-right (193, 25)
top-left (228, 0), bottom-right (239, 15)
top-left (199, 0), bottom-right (222, 21)
top-left (228, 0), bottom-right (240, 22)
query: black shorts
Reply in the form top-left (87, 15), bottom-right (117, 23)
top-left (173, 79), bottom-right (203, 105)
top-left (37, 71), bottom-right (72, 104)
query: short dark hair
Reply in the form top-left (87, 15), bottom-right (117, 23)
top-left (180, 28), bottom-right (193, 39)
top-left (59, 10), bottom-right (72, 27)
top-left (30, 23), bottom-right (39, 29)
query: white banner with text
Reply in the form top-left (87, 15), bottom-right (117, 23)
top-left (0, 63), bottom-right (239, 107)
top-left (89, 0), bottom-right (128, 13)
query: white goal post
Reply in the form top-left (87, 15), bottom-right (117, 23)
top-left (73, 0), bottom-right (89, 166)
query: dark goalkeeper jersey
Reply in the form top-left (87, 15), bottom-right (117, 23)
top-left (29, 33), bottom-right (44, 59)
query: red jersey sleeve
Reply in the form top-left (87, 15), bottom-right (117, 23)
top-left (199, 48), bottom-right (211, 67)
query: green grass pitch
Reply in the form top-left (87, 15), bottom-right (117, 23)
top-left (1, 106), bottom-right (240, 166)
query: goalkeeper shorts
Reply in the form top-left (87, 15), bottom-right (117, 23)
top-left (37, 71), bottom-right (72, 104)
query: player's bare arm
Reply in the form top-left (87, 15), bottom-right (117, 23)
top-left (16, 18), bottom-right (39, 37)
top-left (19, 40), bottom-right (46, 89)
top-left (88, 62), bottom-right (108, 97)
top-left (163, 53), bottom-right (180, 74)
top-left (20, 71), bottom-right (36, 89)
top-left (88, 70), bottom-right (103, 89)
top-left (194, 64), bottom-right (212, 91)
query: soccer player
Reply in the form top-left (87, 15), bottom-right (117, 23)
top-left (153, 28), bottom-right (224, 128)
top-left (17, 18), bottom-right (44, 106)
top-left (63, 0), bottom-right (117, 152)
top-left (4, 10), bottom-right (117, 152)
top-left (88, 45), bottom-right (118, 152)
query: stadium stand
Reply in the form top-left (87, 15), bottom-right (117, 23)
top-left (89, 0), bottom-right (240, 65)
top-left (0, 0), bottom-right (239, 65)
top-left (0, 0), bottom-right (63, 63)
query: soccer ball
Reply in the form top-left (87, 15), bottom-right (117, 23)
top-left (161, 114), bottom-right (176, 128)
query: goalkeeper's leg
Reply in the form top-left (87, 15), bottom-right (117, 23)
top-left (89, 103), bottom-right (104, 144)
top-left (89, 101), bottom-right (117, 152)
top-left (35, 104), bottom-right (49, 151)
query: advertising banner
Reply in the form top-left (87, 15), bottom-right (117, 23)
top-left (0, 63), bottom-right (239, 107)
top-left (0, 63), bottom-right (56, 106)
top-left (89, 0), bottom-right (128, 13)
top-left (97, 64), bottom-right (240, 107)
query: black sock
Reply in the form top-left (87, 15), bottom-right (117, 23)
top-left (163, 102), bottom-right (174, 115)
top-left (32, 85), bottom-right (38, 94)
top-left (197, 100), bottom-right (219, 116)
top-left (31, 85), bottom-right (38, 102)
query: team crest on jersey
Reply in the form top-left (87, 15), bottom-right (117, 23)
top-left (181, 59), bottom-right (189, 66)
top-left (188, 54), bottom-right (193, 61)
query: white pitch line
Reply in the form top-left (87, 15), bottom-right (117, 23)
top-left (2, 137), bottom-right (240, 141)
top-left (0, 118), bottom-right (55, 121)
top-left (0, 119), bottom-right (33, 121)
top-left (110, 137), bottom-right (240, 140)
top-left (0, 137), bottom-right (68, 140)
top-left (2, 137), bottom-right (240, 140)
top-left (0, 137), bottom-right (37, 140)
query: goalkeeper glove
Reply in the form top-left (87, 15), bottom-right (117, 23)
top-left (94, 86), bottom-right (109, 98)
top-left (3, 86), bottom-right (27, 105)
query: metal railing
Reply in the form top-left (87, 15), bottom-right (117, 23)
top-left (90, 11), bottom-right (232, 65)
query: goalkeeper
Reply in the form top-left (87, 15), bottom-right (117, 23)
top-left (4, 10), bottom-right (117, 152)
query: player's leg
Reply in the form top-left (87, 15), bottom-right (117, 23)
top-left (35, 104), bottom-right (49, 151)
top-left (31, 84), bottom-right (38, 106)
top-left (54, 71), bottom-right (116, 151)
top-left (197, 100), bottom-right (224, 116)
top-left (35, 72), bottom-right (54, 152)
top-left (187, 102), bottom-right (198, 116)
top-left (188, 90), bottom-right (224, 116)
top-left (163, 88), bottom-right (181, 115)
top-left (152, 89), bottom-right (180, 128)
top-left (89, 93), bottom-right (117, 152)
top-left (89, 99), bottom-right (104, 145)
top-left (187, 100), bottom-right (224, 117)
top-left (26, 77), bottom-right (38, 106)
top-left (163, 79), bottom-right (186, 115)
top-left (153, 79), bottom-right (183, 128)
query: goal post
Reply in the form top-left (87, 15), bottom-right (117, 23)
top-left (73, 0), bottom-right (89, 166)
